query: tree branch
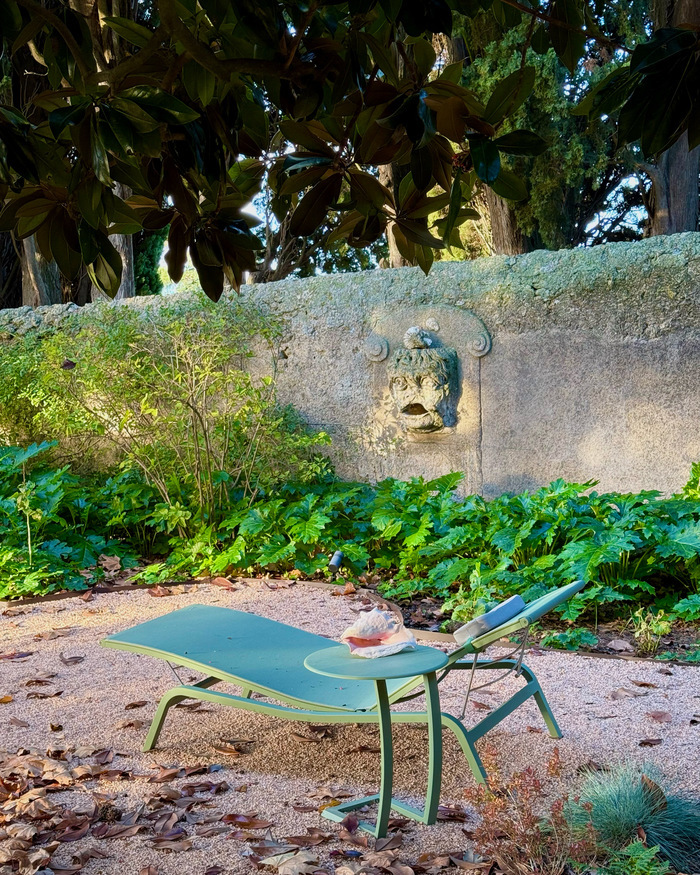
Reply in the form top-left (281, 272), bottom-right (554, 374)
top-left (88, 24), bottom-right (168, 87)
top-left (499, 0), bottom-right (629, 52)
top-left (157, 0), bottom-right (313, 83)
top-left (14, 0), bottom-right (92, 79)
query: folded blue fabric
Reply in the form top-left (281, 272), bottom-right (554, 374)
top-left (453, 594), bottom-right (527, 645)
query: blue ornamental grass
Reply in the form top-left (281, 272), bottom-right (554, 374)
top-left (567, 764), bottom-right (700, 873)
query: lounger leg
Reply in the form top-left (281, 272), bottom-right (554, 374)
top-left (375, 679), bottom-right (394, 838)
top-left (143, 689), bottom-right (189, 752)
top-left (440, 714), bottom-right (488, 785)
top-left (451, 658), bottom-right (563, 741)
top-left (517, 663), bottom-right (562, 739)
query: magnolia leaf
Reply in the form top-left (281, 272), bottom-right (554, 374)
top-left (289, 174), bottom-right (342, 237)
top-left (549, 0), bottom-right (585, 74)
top-left (484, 66), bottom-right (535, 125)
top-left (470, 137), bottom-right (500, 184)
top-left (494, 129), bottom-right (548, 156)
top-left (489, 168), bottom-right (528, 201)
top-left (102, 16), bottom-right (154, 47)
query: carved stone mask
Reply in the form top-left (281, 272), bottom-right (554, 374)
top-left (388, 328), bottom-right (459, 433)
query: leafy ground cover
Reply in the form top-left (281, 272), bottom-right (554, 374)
top-left (1, 441), bottom-right (699, 660)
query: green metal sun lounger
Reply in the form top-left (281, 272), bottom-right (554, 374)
top-left (101, 579), bottom-right (585, 794)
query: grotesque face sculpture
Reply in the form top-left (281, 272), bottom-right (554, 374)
top-left (388, 327), bottom-right (459, 433)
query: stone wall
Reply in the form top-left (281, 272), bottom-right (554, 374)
top-left (241, 232), bottom-right (700, 496)
top-left (2, 232), bottom-right (700, 496)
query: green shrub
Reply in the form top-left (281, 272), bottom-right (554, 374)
top-left (0, 442), bottom-right (139, 600)
top-left (600, 841), bottom-right (671, 875)
top-left (133, 473), bottom-right (700, 631)
top-left (539, 628), bottom-right (599, 650)
top-left (0, 296), bottom-right (331, 533)
top-left (672, 593), bottom-right (700, 622)
top-left (567, 765), bottom-right (700, 873)
top-left (630, 608), bottom-right (673, 655)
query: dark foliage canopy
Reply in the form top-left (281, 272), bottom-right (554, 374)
top-left (0, 0), bottom-right (697, 300)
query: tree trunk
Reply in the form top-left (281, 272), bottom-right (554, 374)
top-left (0, 233), bottom-right (22, 309)
top-left (647, 134), bottom-right (700, 235)
top-left (646, 0), bottom-right (700, 235)
top-left (21, 237), bottom-right (62, 306)
top-left (484, 188), bottom-right (532, 255)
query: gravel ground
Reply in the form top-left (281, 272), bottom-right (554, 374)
top-left (1, 580), bottom-right (699, 875)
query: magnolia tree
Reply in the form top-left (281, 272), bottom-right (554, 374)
top-left (0, 0), bottom-right (698, 301)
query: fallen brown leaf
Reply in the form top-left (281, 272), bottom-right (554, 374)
top-left (638, 738), bottom-right (663, 747)
top-left (610, 687), bottom-right (647, 700)
top-left (292, 728), bottom-right (330, 743)
top-left (211, 576), bottom-right (237, 590)
top-left (204, 867), bottom-right (225, 875)
top-left (34, 628), bottom-right (72, 641)
top-left (116, 718), bottom-right (149, 730)
top-left (59, 653), bottom-right (85, 666)
top-left (99, 555), bottom-right (122, 573)
top-left (150, 834), bottom-right (193, 852)
top-left (57, 820), bottom-right (91, 842)
top-left (641, 774), bottom-right (668, 814)
top-left (262, 850), bottom-right (319, 875)
top-left (24, 673), bottom-right (55, 686)
top-left (375, 834), bottom-right (403, 851)
top-left (50, 723), bottom-right (63, 732)
top-left (148, 767), bottom-right (181, 783)
top-left (0, 694), bottom-right (13, 704)
top-left (631, 680), bottom-right (659, 689)
top-left (222, 813), bottom-right (273, 829)
top-left (94, 749), bottom-right (114, 765)
top-left (181, 780), bottom-right (229, 796)
top-left (139, 867), bottom-right (158, 875)
top-left (152, 811), bottom-right (180, 834)
top-left (284, 828), bottom-right (334, 848)
top-left (646, 711), bottom-right (672, 724)
top-left (0, 650), bottom-right (33, 660)
top-left (386, 817), bottom-right (411, 831)
top-left (125, 700), bottom-right (148, 710)
top-left (72, 848), bottom-right (109, 865)
top-left (27, 690), bottom-right (63, 699)
top-left (10, 716), bottom-right (29, 727)
top-left (308, 786), bottom-right (352, 801)
top-left (470, 700), bottom-right (491, 711)
top-left (338, 828), bottom-right (369, 847)
top-left (437, 804), bottom-right (470, 822)
top-left (92, 823), bottom-right (144, 838)
top-left (213, 743), bottom-right (243, 757)
top-left (197, 824), bottom-right (230, 837)
top-left (149, 585), bottom-right (172, 597)
top-left (608, 638), bottom-right (635, 653)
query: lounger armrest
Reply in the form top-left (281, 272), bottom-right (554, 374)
top-left (447, 579), bottom-right (586, 660)
top-left (518, 578), bottom-right (586, 624)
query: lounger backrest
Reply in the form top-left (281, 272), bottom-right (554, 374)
top-left (447, 578), bottom-right (586, 661)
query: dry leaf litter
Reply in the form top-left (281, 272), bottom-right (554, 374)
top-left (1, 581), bottom-right (699, 875)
